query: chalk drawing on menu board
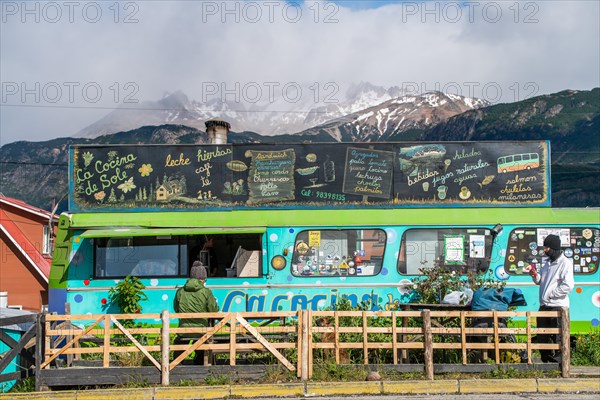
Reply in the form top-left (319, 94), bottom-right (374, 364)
top-left (245, 148), bottom-right (296, 204)
top-left (342, 147), bottom-right (394, 199)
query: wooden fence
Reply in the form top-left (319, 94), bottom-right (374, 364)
top-left (34, 308), bottom-right (571, 387)
top-left (0, 313), bottom-right (40, 390)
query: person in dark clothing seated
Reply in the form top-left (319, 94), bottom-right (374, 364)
top-left (202, 236), bottom-right (222, 277)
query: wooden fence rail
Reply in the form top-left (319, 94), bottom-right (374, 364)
top-left (35, 308), bottom-right (570, 387)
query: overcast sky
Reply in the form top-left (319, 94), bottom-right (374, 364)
top-left (1, 0), bottom-right (598, 145)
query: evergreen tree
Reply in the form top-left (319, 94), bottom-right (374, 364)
top-left (180, 176), bottom-right (187, 194)
top-left (108, 188), bottom-right (117, 203)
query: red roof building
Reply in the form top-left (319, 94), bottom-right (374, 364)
top-left (0, 194), bottom-right (58, 312)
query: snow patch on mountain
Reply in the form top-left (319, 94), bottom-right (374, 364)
top-left (298, 91), bottom-right (491, 142)
top-left (75, 83), bottom-right (405, 138)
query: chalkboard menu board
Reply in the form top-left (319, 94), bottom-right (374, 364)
top-left (246, 148), bottom-right (295, 204)
top-left (342, 147), bottom-right (394, 199)
top-left (69, 141), bottom-right (551, 211)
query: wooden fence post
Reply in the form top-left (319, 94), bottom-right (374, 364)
top-left (300, 310), bottom-right (309, 381)
top-left (460, 311), bottom-right (467, 365)
top-left (64, 303), bottom-right (73, 367)
top-left (103, 314), bottom-right (110, 368)
top-left (493, 311), bottom-right (500, 364)
top-left (362, 311), bottom-right (368, 365)
top-left (422, 310), bottom-right (433, 380)
top-left (230, 314), bottom-right (237, 366)
top-left (35, 313), bottom-right (44, 392)
top-left (296, 310), bottom-right (302, 378)
top-left (560, 307), bottom-right (570, 378)
top-left (161, 310), bottom-right (170, 386)
top-left (526, 312), bottom-right (532, 365)
top-left (307, 309), bottom-right (313, 379)
top-left (392, 311), bottom-right (398, 365)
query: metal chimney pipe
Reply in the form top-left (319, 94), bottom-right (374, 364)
top-left (205, 119), bottom-right (231, 144)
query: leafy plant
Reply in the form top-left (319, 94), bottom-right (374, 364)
top-left (261, 366), bottom-right (297, 383)
top-left (108, 275), bottom-right (148, 314)
top-left (411, 262), bottom-right (505, 304)
top-left (6, 377), bottom-right (35, 393)
top-left (571, 330), bottom-right (600, 366)
top-left (114, 351), bottom-right (146, 367)
top-left (204, 373), bottom-right (231, 386)
top-left (311, 359), bottom-right (369, 381)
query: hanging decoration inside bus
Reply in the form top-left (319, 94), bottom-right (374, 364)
top-left (69, 141), bottom-right (550, 211)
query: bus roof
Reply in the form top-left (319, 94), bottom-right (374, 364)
top-left (61, 208), bottom-right (600, 231)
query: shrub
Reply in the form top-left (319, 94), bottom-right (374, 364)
top-left (411, 262), bottom-right (506, 305)
top-left (571, 330), bottom-right (600, 366)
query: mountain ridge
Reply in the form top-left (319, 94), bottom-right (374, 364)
top-left (1, 88), bottom-right (598, 211)
top-left (75, 83), bottom-right (475, 139)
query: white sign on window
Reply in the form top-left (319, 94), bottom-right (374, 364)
top-left (445, 235), bottom-right (465, 264)
top-left (469, 235), bottom-right (486, 258)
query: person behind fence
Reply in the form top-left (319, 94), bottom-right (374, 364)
top-left (173, 261), bottom-right (219, 365)
top-left (528, 234), bottom-right (574, 363)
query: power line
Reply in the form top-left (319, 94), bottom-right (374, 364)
top-left (2, 102), bottom-right (598, 116)
top-left (0, 103), bottom-right (346, 114)
top-left (0, 161), bottom-right (67, 166)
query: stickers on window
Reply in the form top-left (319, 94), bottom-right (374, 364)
top-left (296, 241), bottom-right (309, 255)
top-left (308, 231), bottom-right (321, 247)
top-left (469, 235), bottom-right (486, 258)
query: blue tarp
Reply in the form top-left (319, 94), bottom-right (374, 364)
top-left (471, 288), bottom-right (527, 311)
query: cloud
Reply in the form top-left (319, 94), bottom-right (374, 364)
top-left (1, 0), bottom-right (598, 144)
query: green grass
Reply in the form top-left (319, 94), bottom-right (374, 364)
top-left (204, 373), bottom-right (231, 386)
top-left (571, 330), bottom-right (600, 366)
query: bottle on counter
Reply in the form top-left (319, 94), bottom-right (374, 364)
top-left (324, 155), bottom-right (335, 182)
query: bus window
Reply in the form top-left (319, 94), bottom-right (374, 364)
top-left (504, 227), bottom-right (599, 275)
top-left (188, 234), bottom-right (263, 278)
top-left (397, 228), bottom-right (493, 275)
top-left (95, 236), bottom-right (186, 278)
top-left (291, 229), bottom-right (385, 277)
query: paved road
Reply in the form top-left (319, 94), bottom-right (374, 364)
top-left (253, 395), bottom-right (598, 400)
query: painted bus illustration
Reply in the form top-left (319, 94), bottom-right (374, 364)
top-left (497, 153), bottom-right (540, 173)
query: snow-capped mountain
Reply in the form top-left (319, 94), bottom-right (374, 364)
top-left (297, 92), bottom-right (490, 142)
top-left (76, 83), bottom-right (406, 138)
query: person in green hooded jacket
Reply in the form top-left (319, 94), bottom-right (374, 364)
top-left (173, 261), bottom-right (219, 365)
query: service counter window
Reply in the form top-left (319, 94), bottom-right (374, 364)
top-left (95, 236), bottom-right (186, 278)
top-left (397, 228), bottom-right (493, 275)
top-left (504, 227), bottom-right (599, 275)
top-left (94, 232), bottom-right (264, 279)
top-left (187, 233), bottom-right (263, 278)
top-left (291, 229), bottom-right (386, 277)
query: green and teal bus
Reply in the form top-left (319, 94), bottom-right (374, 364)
top-left (48, 207), bottom-right (600, 333)
top-left (49, 141), bottom-right (599, 333)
